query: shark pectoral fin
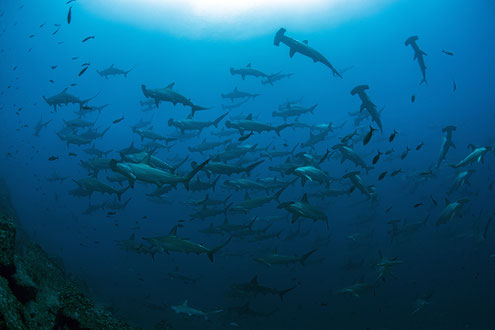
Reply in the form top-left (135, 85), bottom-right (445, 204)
top-left (289, 48), bottom-right (296, 58)
top-left (291, 214), bottom-right (299, 223)
top-left (305, 175), bottom-right (313, 182)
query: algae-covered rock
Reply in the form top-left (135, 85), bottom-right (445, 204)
top-left (0, 215), bottom-right (15, 269)
top-left (0, 180), bottom-right (137, 329)
top-left (0, 276), bottom-right (26, 329)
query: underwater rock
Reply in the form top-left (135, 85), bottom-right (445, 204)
top-left (0, 215), bottom-right (15, 270)
top-left (0, 276), bottom-right (26, 329)
top-left (0, 180), bottom-right (136, 329)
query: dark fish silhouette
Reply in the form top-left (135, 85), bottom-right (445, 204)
top-left (82, 36), bottom-right (95, 43)
top-left (78, 65), bottom-right (89, 76)
top-left (67, 6), bottom-right (72, 24)
top-left (389, 129), bottom-right (398, 142)
top-left (363, 125), bottom-right (377, 146)
top-left (372, 150), bottom-right (382, 164)
top-left (113, 116), bottom-right (125, 124)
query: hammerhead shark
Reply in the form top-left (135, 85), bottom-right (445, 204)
top-left (274, 28), bottom-right (342, 78)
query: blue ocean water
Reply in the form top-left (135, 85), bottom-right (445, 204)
top-left (1, 0), bottom-right (495, 329)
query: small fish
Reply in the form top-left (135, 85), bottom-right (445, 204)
top-left (52, 27), bottom-right (60, 35)
top-left (442, 49), bottom-right (454, 56)
top-left (238, 131), bottom-right (253, 142)
top-left (113, 116), bottom-right (124, 124)
top-left (67, 6), bottom-right (72, 24)
top-left (372, 150), bottom-right (382, 165)
top-left (29, 34), bottom-right (35, 38)
top-left (419, 170), bottom-right (433, 177)
top-left (453, 80), bottom-right (456, 92)
top-left (78, 65), bottom-right (89, 76)
top-left (430, 195), bottom-right (437, 206)
top-left (378, 171), bottom-right (387, 181)
top-left (48, 156), bottom-right (58, 161)
top-left (389, 129), bottom-right (398, 142)
top-left (50, 65), bottom-right (57, 70)
top-left (400, 147), bottom-right (411, 160)
top-left (413, 202), bottom-right (423, 208)
top-left (49, 80), bottom-right (54, 83)
top-left (68, 152), bottom-right (77, 157)
top-left (415, 142), bottom-right (424, 150)
top-left (40, 23), bottom-right (45, 28)
top-left (385, 206), bottom-right (392, 213)
top-left (70, 83), bottom-right (77, 86)
top-left (411, 95), bottom-right (416, 103)
top-left (66, 0), bottom-right (76, 4)
top-left (107, 212), bottom-right (116, 216)
top-left (390, 169), bottom-right (402, 177)
top-left (363, 125), bottom-right (377, 146)
top-left (81, 62), bottom-right (90, 67)
top-left (385, 148), bottom-right (394, 155)
top-left (178, 219), bottom-right (185, 223)
top-left (82, 36), bottom-right (95, 43)
top-left (72, 56), bottom-right (79, 60)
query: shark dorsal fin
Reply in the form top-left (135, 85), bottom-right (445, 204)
top-left (246, 113), bottom-right (253, 120)
top-left (250, 275), bottom-right (258, 284)
top-left (301, 193), bottom-right (309, 203)
top-left (302, 40), bottom-right (308, 45)
top-left (246, 63), bottom-right (251, 68)
top-left (61, 87), bottom-right (69, 93)
top-left (244, 192), bottom-right (250, 200)
top-left (166, 82), bottom-right (175, 89)
top-left (169, 225), bottom-right (178, 236)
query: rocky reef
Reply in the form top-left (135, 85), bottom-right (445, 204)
top-left (0, 179), bottom-right (135, 329)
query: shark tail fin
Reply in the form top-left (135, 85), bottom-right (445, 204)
top-left (420, 78), bottom-right (428, 85)
top-left (124, 66), bottom-right (136, 78)
top-left (171, 156), bottom-right (189, 174)
top-left (116, 186), bottom-right (129, 201)
top-left (279, 285), bottom-right (297, 301)
top-left (245, 160), bottom-right (264, 176)
top-left (223, 202), bottom-right (233, 216)
top-left (273, 186), bottom-right (287, 203)
top-left (211, 176), bottom-right (220, 192)
top-left (207, 236), bottom-right (232, 262)
top-left (191, 104), bottom-right (209, 117)
top-left (275, 124), bottom-right (291, 136)
top-left (300, 249), bottom-right (317, 266)
top-left (213, 112), bottom-right (228, 128)
top-left (183, 158), bottom-right (210, 190)
top-left (223, 193), bottom-right (232, 204)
